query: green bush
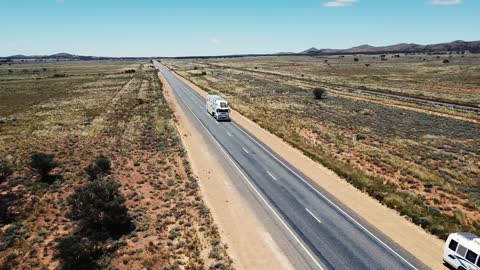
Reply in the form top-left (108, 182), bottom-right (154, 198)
top-left (312, 88), bottom-right (326, 99)
top-left (56, 235), bottom-right (98, 270)
top-left (84, 154), bottom-right (111, 180)
top-left (0, 158), bottom-right (13, 183)
top-left (67, 179), bottom-right (133, 239)
top-left (30, 152), bottom-right (57, 181)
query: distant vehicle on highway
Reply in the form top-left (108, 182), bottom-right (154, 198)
top-left (443, 232), bottom-right (480, 270)
top-left (207, 95), bottom-right (230, 121)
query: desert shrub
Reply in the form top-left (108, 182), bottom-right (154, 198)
top-left (56, 235), bottom-right (98, 270)
top-left (365, 63), bottom-right (370, 67)
top-left (312, 88), bottom-right (326, 99)
top-left (201, 71), bottom-right (207, 75)
top-left (84, 154), bottom-right (111, 180)
top-left (8, 69), bottom-right (12, 73)
top-left (443, 59), bottom-right (450, 64)
top-left (0, 158), bottom-right (13, 183)
top-left (53, 73), bottom-right (67, 78)
top-left (124, 69), bottom-right (136, 74)
top-left (356, 134), bottom-right (366, 141)
top-left (30, 152), bottom-right (57, 181)
top-left (354, 57), bottom-right (359, 62)
top-left (67, 179), bottom-right (133, 239)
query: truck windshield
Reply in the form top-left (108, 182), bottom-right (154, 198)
top-left (220, 102), bottom-right (228, 108)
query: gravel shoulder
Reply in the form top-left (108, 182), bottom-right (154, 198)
top-left (170, 70), bottom-right (446, 270)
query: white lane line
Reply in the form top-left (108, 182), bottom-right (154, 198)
top-left (306, 208), bottom-right (322, 224)
top-left (226, 131), bottom-right (232, 137)
top-left (242, 147), bottom-right (249, 154)
top-left (161, 72), bottom-right (324, 270)
top-left (230, 122), bottom-right (418, 270)
top-left (267, 171), bottom-right (278, 182)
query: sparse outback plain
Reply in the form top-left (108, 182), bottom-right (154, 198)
top-left (164, 53), bottom-right (480, 240)
top-left (0, 60), bottom-right (232, 269)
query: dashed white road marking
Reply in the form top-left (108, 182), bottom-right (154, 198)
top-left (226, 131), bottom-right (232, 137)
top-left (242, 147), bottom-right (250, 154)
top-left (306, 208), bottom-right (322, 224)
top-left (230, 122), bottom-right (418, 270)
top-left (267, 171), bottom-right (278, 182)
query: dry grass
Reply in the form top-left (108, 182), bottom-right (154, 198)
top-left (177, 53), bottom-right (480, 106)
top-left (0, 60), bottom-right (232, 269)
top-left (164, 55), bottom-right (480, 240)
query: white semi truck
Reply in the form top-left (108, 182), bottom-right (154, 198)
top-left (206, 95), bottom-right (230, 121)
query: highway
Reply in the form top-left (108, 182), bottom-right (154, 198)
top-left (153, 60), bottom-right (428, 270)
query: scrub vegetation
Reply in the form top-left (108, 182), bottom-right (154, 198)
top-left (164, 53), bottom-right (480, 240)
top-left (0, 60), bottom-right (232, 269)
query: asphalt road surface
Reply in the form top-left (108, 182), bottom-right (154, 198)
top-left (154, 60), bottom-right (429, 270)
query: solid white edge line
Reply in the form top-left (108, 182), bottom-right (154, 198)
top-left (306, 208), bottom-right (322, 224)
top-left (159, 66), bottom-right (325, 270)
top-left (267, 170), bottom-right (278, 182)
top-left (230, 122), bottom-right (419, 270)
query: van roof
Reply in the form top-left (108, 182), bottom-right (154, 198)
top-left (208, 95), bottom-right (225, 101)
top-left (451, 232), bottom-right (480, 253)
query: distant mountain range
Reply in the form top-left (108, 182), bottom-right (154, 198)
top-left (300, 40), bottom-right (480, 55)
top-left (0, 53), bottom-right (148, 61)
top-left (1, 40), bottom-right (479, 60)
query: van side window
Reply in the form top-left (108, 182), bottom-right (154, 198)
top-left (465, 250), bottom-right (478, 264)
top-left (448, 240), bottom-right (458, 251)
top-left (456, 245), bottom-right (467, 257)
top-left (477, 256), bottom-right (480, 267)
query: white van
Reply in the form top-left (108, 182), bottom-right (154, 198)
top-left (206, 95), bottom-right (230, 121)
top-left (444, 232), bottom-right (480, 270)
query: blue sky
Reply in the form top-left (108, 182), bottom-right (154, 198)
top-left (1, 0), bottom-right (478, 57)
